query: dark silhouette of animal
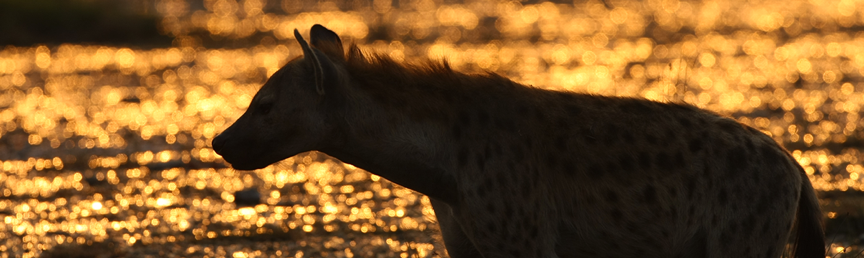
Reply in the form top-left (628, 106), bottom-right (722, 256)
top-left (212, 24), bottom-right (825, 258)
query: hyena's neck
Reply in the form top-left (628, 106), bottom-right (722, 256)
top-left (320, 56), bottom-right (522, 205)
top-left (321, 96), bottom-right (460, 204)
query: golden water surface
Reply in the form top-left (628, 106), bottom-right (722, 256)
top-left (1, 0), bottom-right (863, 257)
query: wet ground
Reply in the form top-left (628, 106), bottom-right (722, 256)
top-left (1, 0), bottom-right (864, 257)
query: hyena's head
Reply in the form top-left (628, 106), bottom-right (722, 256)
top-left (212, 24), bottom-right (345, 170)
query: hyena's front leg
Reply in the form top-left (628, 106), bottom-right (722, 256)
top-left (430, 199), bottom-right (482, 258)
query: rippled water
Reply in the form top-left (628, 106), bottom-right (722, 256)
top-left (1, 0), bottom-right (863, 257)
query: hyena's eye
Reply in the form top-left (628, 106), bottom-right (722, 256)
top-left (258, 102), bottom-right (273, 115)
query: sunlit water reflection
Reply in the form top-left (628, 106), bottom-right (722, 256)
top-left (1, 0), bottom-right (863, 257)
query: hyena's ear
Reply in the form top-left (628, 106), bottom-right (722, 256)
top-left (294, 28), bottom-right (338, 96)
top-left (310, 24), bottom-right (344, 61)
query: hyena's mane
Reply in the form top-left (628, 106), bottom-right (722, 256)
top-left (332, 43), bottom-right (537, 121)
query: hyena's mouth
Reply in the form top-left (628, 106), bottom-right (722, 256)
top-left (211, 133), bottom-right (231, 157)
top-left (212, 135), bottom-right (285, 170)
top-left (214, 148), bottom-right (270, 170)
top-left (212, 134), bottom-right (253, 169)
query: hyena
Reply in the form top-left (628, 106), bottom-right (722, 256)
top-left (212, 25), bottom-right (825, 258)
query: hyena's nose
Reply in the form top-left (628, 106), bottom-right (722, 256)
top-left (212, 134), bottom-right (228, 154)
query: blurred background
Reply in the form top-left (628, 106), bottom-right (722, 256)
top-left (0, 0), bottom-right (862, 257)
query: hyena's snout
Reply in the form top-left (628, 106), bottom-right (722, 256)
top-left (211, 130), bottom-right (271, 170)
top-left (211, 133), bottom-right (230, 156)
top-left (211, 132), bottom-right (248, 168)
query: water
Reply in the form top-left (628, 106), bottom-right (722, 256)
top-left (1, 0), bottom-right (863, 257)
